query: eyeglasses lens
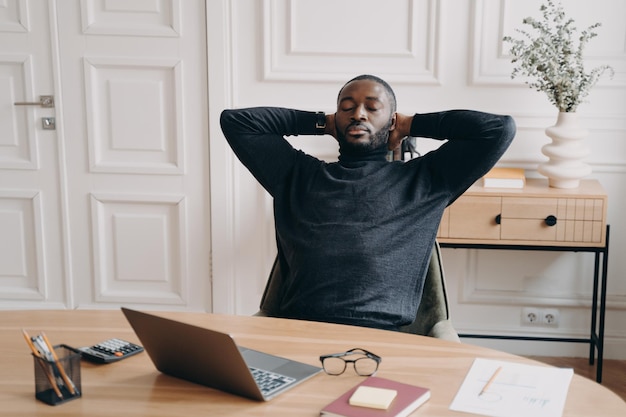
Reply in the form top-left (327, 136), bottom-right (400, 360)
top-left (354, 357), bottom-right (378, 376)
top-left (322, 356), bottom-right (379, 376)
top-left (322, 357), bottom-right (346, 375)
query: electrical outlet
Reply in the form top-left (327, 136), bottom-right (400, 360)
top-left (522, 307), bottom-right (560, 326)
top-left (522, 307), bottom-right (540, 324)
top-left (542, 308), bottom-right (560, 326)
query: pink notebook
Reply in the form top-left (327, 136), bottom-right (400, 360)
top-left (320, 376), bottom-right (431, 417)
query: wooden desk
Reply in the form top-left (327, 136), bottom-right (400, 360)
top-left (437, 179), bottom-right (610, 382)
top-left (1, 310), bottom-right (624, 416)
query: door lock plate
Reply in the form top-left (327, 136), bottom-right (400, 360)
top-left (42, 117), bottom-right (56, 130)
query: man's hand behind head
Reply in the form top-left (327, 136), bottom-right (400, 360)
top-left (324, 113), bottom-right (337, 140)
top-left (387, 113), bottom-right (412, 151)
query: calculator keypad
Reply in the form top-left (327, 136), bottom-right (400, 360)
top-left (79, 338), bottom-right (144, 363)
top-left (93, 338), bottom-right (142, 357)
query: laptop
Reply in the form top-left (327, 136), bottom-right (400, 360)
top-left (121, 307), bottom-right (322, 401)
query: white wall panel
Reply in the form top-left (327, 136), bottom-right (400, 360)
top-left (80, 0), bottom-right (180, 37)
top-left (0, 0), bottom-right (29, 32)
top-left (83, 57), bottom-right (184, 174)
top-left (473, 0), bottom-right (626, 87)
top-left (0, 56), bottom-right (37, 169)
top-left (459, 250), bottom-right (598, 306)
top-left (91, 193), bottom-right (187, 304)
top-left (264, 0), bottom-right (441, 83)
top-left (0, 190), bottom-right (45, 300)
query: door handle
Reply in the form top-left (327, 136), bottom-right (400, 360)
top-left (14, 95), bottom-right (55, 108)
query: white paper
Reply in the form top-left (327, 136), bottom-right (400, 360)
top-left (450, 358), bottom-right (574, 417)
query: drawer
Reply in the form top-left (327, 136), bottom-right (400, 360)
top-left (500, 197), bottom-right (559, 242)
top-left (500, 197), bottom-right (605, 243)
top-left (501, 197), bottom-right (557, 219)
top-left (443, 196), bottom-right (501, 240)
top-left (437, 182), bottom-right (607, 247)
top-left (501, 219), bottom-right (557, 241)
top-left (502, 197), bottom-right (604, 221)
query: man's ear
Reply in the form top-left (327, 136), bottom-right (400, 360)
top-left (386, 113), bottom-right (403, 151)
top-left (389, 112), bottom-right (397, 131)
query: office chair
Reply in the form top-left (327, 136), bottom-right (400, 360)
top-left (397, 241), bottom-right (459, 342)
top-left (255, 241), bottom-right (460, 343)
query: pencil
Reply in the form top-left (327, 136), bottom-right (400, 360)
top-left (479, 366), bottom-right (502, 396)
top-left (22, 329), bottom-right (64, 399)
top-left (41, 332), bottom-right (79, 395)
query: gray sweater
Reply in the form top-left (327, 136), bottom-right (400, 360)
top-left (220, 107), bottom-right (516, 330)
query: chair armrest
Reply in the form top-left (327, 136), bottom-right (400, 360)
top-left (428, 320), bottom-right (460, 343)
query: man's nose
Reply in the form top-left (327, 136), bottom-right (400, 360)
top-left (351, 104), bottom-right (367, 120)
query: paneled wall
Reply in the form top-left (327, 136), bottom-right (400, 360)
top-left (208, 0), bottom-right (626, 359)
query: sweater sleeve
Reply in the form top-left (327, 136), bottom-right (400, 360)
top-left (220, 107), bottom-right (323, 196)
top-left (408, 110), bottom-right (516, 203)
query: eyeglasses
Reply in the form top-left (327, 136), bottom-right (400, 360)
top-left (319, 348), bottom-right (381, 376)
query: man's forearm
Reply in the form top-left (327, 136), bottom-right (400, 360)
top-left (409, 110), bottom-right (514, 142)
top-left (220, 107), bottom-right (327, 195)
top-left (221, 107), bottom-right (326, 140)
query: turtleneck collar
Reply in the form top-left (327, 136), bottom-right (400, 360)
top-left (337, 143), bottom-right (389, 165)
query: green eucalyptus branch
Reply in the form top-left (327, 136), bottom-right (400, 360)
top-left (503, 0), bottom-right (614, 112)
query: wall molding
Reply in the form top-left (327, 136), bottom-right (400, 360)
top-left (471, 0), bottom-right (626, 87)
top-left (262, 0), bottom-right (442, 84)
top-left (90, 192), bottom-right (188, 305)
top-left (83, 57), bottom-right (185, 175)
top-left (0, 190), bottom-right (46, 301)
top-left (80, 0), bottom-right (181, 37)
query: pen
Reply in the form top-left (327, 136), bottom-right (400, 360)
top-left (34, 335), bottom-right (68, 393)
top-left (22, 329), bottom-right (64, 399)
top-left (41, 332), bottom-right (79, 396)
top-left (479, 366), bottom-right (502, 396)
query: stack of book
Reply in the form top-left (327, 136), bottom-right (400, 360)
top-left (320, 376), bottom-right (430, 417)
top-left (482, 167), bottom-right (526, 189)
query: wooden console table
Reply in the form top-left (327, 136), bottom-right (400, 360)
top-left (437, 178), bottom-right (609, 382)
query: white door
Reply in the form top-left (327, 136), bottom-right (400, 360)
top-left (0, 0), bottom-right (210, 310)
top-left (0, 0), bottom-right (67, 307)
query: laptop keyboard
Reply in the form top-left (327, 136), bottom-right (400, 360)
top-left (249, 367), bottom-right (296, 395)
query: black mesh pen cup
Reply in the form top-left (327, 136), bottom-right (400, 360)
top-left (33, 345), bottom-right (82, 405)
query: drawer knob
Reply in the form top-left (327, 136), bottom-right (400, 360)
top-left (495, 214), bottom-right (502, 225)
top-left (545, 215), bottom-right (558, 227)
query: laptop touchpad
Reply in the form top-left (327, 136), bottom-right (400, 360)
top-left (240, 348), bottom-right (289, 370)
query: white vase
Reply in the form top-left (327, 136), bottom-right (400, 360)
top-left (538, 112), bottom-right (591, 189)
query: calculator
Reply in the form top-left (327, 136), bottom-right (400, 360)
top-left (78, 338), bottom-right (144, 363)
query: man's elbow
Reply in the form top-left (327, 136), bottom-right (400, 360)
top-left (219, 108), bottom-right (234, 131)
top-left (501, 115), bottom-right (517, 140)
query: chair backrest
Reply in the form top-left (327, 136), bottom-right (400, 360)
top-left (397, 241), bottom-right (457, 340)
top-left (257, 241), bottom-right (459, 341)
top-left (257, 256), bottom-right (285, 318)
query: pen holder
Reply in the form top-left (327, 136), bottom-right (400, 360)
top-left (33, 345), bottom-right (82, 405)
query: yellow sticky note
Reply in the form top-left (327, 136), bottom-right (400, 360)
top-left (349, 386), bottom-right (397, 410)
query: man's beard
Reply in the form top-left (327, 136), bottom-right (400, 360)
top-left (337, 118), bottom-right (393, 154)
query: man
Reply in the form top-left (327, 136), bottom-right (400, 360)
top-left (220, 74), bottom-right (516, 331)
